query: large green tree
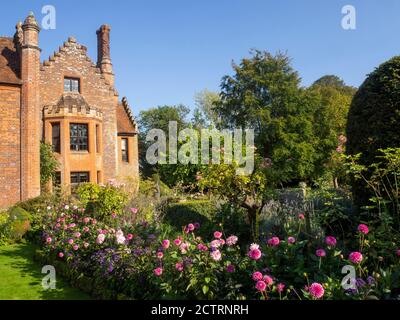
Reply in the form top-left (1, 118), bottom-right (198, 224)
top-left (347, 56), bottom-right (400, 209)
top-left (192, 89), bottom-right (220, 129)
top-left (138, 105), bottom-right (203, 187)
top-left (215, 50), bottom-right (318, 185)
top-left (307, 75), bottom-right (356, 186)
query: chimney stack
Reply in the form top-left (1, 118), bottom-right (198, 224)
top-left (20, 11), bottom-right (41, 200)
top-left (96, 24), bottom-right (114, 86)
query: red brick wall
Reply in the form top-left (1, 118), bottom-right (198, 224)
top-left (0, 84), bottom-right (21, 208)
top-left (39, 37), bottom-right (119, 182)
top-left (20, 44), bottom-right (41, 200)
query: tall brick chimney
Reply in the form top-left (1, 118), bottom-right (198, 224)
top-left (96, 24), bottom-right (114, 87)
top-left (20, 12), bottom-right (41, 200)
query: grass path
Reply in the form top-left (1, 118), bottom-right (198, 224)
top-left (0, 242), bottom-right (90, 300)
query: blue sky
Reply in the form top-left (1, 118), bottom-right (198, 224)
top-left (1, 0), bottom-right (400, 114)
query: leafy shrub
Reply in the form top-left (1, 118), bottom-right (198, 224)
top-left (76, 183), bottom-right (101, 207)
top-left (212, 203), bottom-right (251, 245)
top-left (161, 200), bottom-right (217, 238)
top-left (76, 182), bottom-right (128, 222)
top-left (0, 210), bottom-right (10, 244)
top-left (139, 177), bottom-right (172, 198)
top-left (40, 141), bottom-right (59, 192)
top-left (344, 148), bottom-right (400, 228)
top-left (2, 207), bottom-right (31, 242)
top-left (309, 188), bottom-right (355, 239)
top-left (347, 57), bottom-right (400, 208)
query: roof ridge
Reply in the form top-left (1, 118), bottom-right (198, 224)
top-left (121, 97), bottom-right (138, 132)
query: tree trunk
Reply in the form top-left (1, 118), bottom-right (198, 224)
top-left (247, 207), bottom-right (259, 242)
top-left (333, 177), bottom-right (339, 189)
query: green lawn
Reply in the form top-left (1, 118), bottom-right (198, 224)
top-left (0, 243), bottom-right (90, 300)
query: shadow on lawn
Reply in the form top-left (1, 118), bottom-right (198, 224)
top-left (0, 243), bottom-right (90, 300)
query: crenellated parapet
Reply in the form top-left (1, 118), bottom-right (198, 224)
top-left (43, 93), bottom-right (103, 121)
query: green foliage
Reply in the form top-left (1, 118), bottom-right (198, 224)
top-left (40, 141), bottom-right (59, 191)
top-left (347, 56), bottom-right (400, 207)
top-left (139, 177), bottom-right (172, 198)
top-left (343, 148), bottom-right (400, 227)
top-left (76, 182), bottom-right (128, 222)
top-left (215, 50), bottom-right (320, 184)
top-left (0, 211), bottom-right (10, 245)
top-left (198, 156), bottom-right (269, 240)
top-left (309, 188), bottom-right (354, 238)
top-left (76, 183), bottom-right (101, 207)
top-left (192, 89), bottom-right (221, 128)
top-left (307, 76), bottom-right (356, 183)
top-left (162, 200), bottom-right (217, 237)
top-left (138, 104), bottom-right (190, 178)
top-left (1, 207), bottom-right (31, 243)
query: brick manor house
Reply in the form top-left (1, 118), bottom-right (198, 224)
top-left (0, 12), bottom-right (139, 208)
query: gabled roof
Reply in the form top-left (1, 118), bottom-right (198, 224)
top-left (0, 37), bottom-right (21, 85)
top-left (117, 97), bottom-right (137, 134)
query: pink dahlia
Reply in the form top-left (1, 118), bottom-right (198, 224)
top-left (127, 234), bottom-right (134, 241)
top-left (358, 224), bottom-right (369, 235)
top-left (263, 275), bottom-right (274, 286)
top-left (288, 236), bottom-right (296, 244)
top-left (154, 267), bottom-right (163, 276)
top-left (226, 264), bottom-right (235, 273)
top-left (96, 234), bottom-right (105, 245)
top-left (162, 239), bottom-right (170, 249)
top-left (187, 224), bottom-right (195, 232)
top-left (349, 251), bottom-right (363, 264)
top-left (252, 271), bottom-right (263, 281)
top-left (210, 239), bottom-right (221, 249)
top-left (46, 237), bottom-right (52, 244)
top-left (249, 243), bottom-right (260, 251)
top-left (325, 236), bottom-right (337, 247)
top-left (68, 238), bottom-right (74, 245)
top-left (298, 213), bottom-right (305, 220)
top-left (268, 237), bottom-right (280, 247)
top-left (72, 244), bottom-right (79, 251)
top-left (74, 232), bottom-right (81, 238)
top-left (214, 231), bottom-right (223, 239)
top-left (226, 235), bottom-right (238, 246)
top-left (156, 251), bottom-right (164, 259)
top-left (277, 283), bottom-right (286, 293)
top-left (175, 263), bottom-right (184, 272)
top-left (83, 217), bottom-right (90, 224)
top-left (248, 248), bottom-right (262, 260)
top-left (197, 243), bottom-right (208, 251)
top-left (210, 249), bottom-right (222, 261)
top-left (58, 252), bottom-right (64, 258)
top-left (255, 281), bottom-right (267, 292)
top-left (309, 282), bottom-right (324, 299)
top-left (130, 207), bottom-right (138, 214)
top-left (338, 135), bottom-right (347, 144)
top-left (316, 249), bottom-right (326, 257)
top-left (174, 238), bottom-right (182, 246)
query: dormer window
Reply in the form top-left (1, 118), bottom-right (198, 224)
top-left (64, 77), bottom-right (80, 93)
